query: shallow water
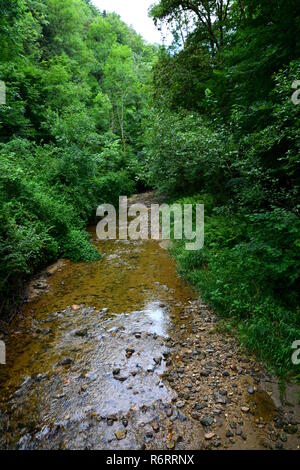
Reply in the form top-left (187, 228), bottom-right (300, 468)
top-left (0, 223), bottom-right (197, 449)
top-left (1, 197), bottom-right (299, 450)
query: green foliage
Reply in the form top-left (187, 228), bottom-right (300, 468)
top-left (171, 197), bottom-right (300, 377)
top-left (62, 229), bottom-right (101, 263)
top-left (145, 110), bottom-right (235, 199)
top-left (148, 1), bottom-right (300, 377)
top-left (0, 0), bottom-right (156, 314)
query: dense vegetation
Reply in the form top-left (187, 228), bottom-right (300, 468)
top-left (0, 0), bottom-right (155, 314)
top-left (1, 0), bottom-right (299, 378)
top-left (146, 0), bottom-right (300, 377)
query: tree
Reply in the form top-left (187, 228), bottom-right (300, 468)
top-left (103, 44), bottom-right (136, 157)
top-left (150, 0), bottom-right (234, 55)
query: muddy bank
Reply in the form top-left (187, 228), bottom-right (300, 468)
top-left (0, 193), bottom-right (299, 450)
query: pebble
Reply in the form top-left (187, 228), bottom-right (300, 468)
top-left (114, 430), bottom-right (127, 440)
top-left (166, 439), bottom-right (176, 449)
top-left (200, 416), bottom-right (214, 427)
top-left (153, 356), bottom-right (162, 365)
top-left (126, 347), bottom-right (135, 359)
top-left (74, 328), bottom-right (88, 337)
top-left (176, 401), bottom-right (185, 409)
top-left (59, 358), bottom-right (73, 366)
top-left (241, 406), bottom-right (250, 413)
top-left (122, 417), bottom-right (128, 428)
top-left (205, 432), bottom-right (215, 440)
top-left (151, 420), bottom-right (160, 433)
top-left (71, 305), bottom-right (81, 311)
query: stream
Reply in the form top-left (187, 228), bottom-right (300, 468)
top-left (0, 193), bottom-right (299, 450)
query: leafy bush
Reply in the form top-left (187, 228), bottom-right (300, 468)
top-left (170, 195), bottom-right (300, 377)
top-left (0, 138), bottom-right (135, 315)
top-left (0, 0), bottom-right (153, 316)
top-left (145, 110), bottom-right (235, 199)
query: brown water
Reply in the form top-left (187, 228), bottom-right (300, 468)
top-left (0, 212), bottom-right (199, 449)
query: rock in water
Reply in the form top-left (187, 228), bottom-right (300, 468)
top-left (114, 429), bottom-right (127, 440)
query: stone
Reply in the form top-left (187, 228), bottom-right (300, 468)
top-left (200, 370), bottom-right (210, 377)
top-left (122, 417), bottom-right (128, 428)
top-left (151, 420), bottom-right (160, 433)
top-left (284, 425), bottom-right (298, 434)
top-left (213, 392), bottom-right (226, 404)
top-left (248, 386), bottom-right (255, 395)
top-left (114, 429), bottom-right (127, 440)
top-left (205, 432), bottom-right (215, 440)
top-left (71, 305), bottom-right (81, 311)
top-left (176, 401), bottom-right (185, 409)
top-left (200, 416), bottom-right (214, 427)
top-left (113, 375), bottom-right (128, 383)
top-left (166, 439), bottom-right (176, 449)
top-left (59, 358), bottom-right (73, 366)
top-left (107, 414), bottom-right (118, 422)
top-left (74, 328), bottom-right (88, 337)
top-left (241, 406), bottom-right (250, 413)
top-left (126, 347), bottom-right (135, 359)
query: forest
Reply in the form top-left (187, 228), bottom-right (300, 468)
top-left (0, 0), bottom-right (299, 381)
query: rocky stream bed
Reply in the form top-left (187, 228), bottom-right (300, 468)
top-left (0, 194), bottom-right (299, 450)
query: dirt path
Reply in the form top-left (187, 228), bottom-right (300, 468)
top-left (0, 193), bottom-right (299, 450)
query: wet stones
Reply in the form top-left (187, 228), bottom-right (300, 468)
top-left (113, 374), bottom-right (128, 383)
top-left (205, 432), bottom-right (215, 440)
top-left (126, 347), bottom-right (135, 359)
top-left (71, 305), bottom-right (81, 312)
top-left (121, 417), bottom-right (128, 428)
top-left (241, 406), bottom-right (250, 413)
top-left (153, 356), bottom-right (162, 365)
top-left (280, 433), bottom-right (287, 442)
top-left (74, 328), bottom-right (88, 338)
top-left (200, 370), bottom-right (210, 377)
top-left (151, 419), bottom-right (160, 433)
top-left (166, 439), bottom-right (176, 449)
top-left (284, 425), bottom-right (298, 434)
top-left (176, 401), bottom-right (185, 409)
top-left (213, 391), bottom-right (227, 405)
top-left (114, 429), bottom-right (127, 440)
top-left (59, 358), bottom-right (73, 367)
